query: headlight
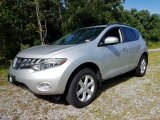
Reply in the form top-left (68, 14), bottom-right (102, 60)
top-left (13, 57), bottom-right (67, 71)
top-left (32, 58), bottom-right (67, 71)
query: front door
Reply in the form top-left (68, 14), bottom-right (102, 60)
top-left (98, 27), bottom-right (129, 79)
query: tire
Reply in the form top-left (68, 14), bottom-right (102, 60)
top-left (66, 68), bottom-right (98, 108)
top-left (135, 55), bottom-right (148, 77)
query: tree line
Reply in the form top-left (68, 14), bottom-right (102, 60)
top-left (0, 0), bottom-right (160, 59)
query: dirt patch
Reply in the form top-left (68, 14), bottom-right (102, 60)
top-left (0, 52), bottom-right (160, 120)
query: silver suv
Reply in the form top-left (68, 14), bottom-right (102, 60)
top-left (9, 24), bottom-right (148, 108)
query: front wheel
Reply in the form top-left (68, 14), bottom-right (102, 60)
top-left (135, 55), bottom-right (148, 77)
top-left (66, 68), bottom-right (98, 108)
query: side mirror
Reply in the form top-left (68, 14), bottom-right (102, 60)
top-left (104, 37), bottom-right (119, 45)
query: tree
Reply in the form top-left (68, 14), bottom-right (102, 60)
top-left (35, 0), bottom-right (47, 45)
top-left (63, 0), bottom-right (125, 32)
top-left (0, 0), bottom-right (160, 60)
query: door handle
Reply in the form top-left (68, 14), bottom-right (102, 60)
top-left (138, 44), bottom-right (142, 48)
top-left (123, 48), bottom-right (128, 53)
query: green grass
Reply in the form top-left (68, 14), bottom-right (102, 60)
top-left (147, 41), bottom-right (160, 49)
top-left (0, 66), bottom-right (9, 86)
top-left (148, 52), bottom-right (160, 81)
top-left (149, 52), bottom-right (160, 65)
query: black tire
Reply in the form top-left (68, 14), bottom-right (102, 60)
top-left (135, 55), bottom-right (148, 77)
top-left (66, 68), bottom-right (98, 108)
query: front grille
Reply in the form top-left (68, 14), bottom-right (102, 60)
top-left (12, 57), bottom-right (43, 70)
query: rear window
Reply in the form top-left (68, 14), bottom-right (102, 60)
top-left (132, 29), bottom-right (140, 40)
top-left (121, 27), bottom-right (137, 42)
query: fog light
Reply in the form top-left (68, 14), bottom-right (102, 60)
top-left (37, 82), bottom-right (51, 91)
top-left (9, 76), bottom-right (13, 83)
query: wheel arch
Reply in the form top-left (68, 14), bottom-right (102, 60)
top-left (141, 52), bottom-right (148, 63)
top-left (63, 62), bottom-right (102, 97)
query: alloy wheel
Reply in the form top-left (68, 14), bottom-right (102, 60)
top-left (76, 75), bottom-right (95, 102)
top-left (140, 59), bottom-right (146, 74)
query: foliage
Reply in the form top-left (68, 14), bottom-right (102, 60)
top-left (0, 0), bottom-right (160, 59)
top-left (0, 56), bottom-right (10, 66)
top-left (64, 0), bottom-right (125, 32)
top-left (119, 9), bottom-right (160, 43)
top-left (147, 41), bottom-right (160, 49)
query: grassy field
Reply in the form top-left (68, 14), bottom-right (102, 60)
top-left (0, 66), bottom-right (9, 86)
top-left (0, 51), bottom-right (160, 120)
top-left (147, 42), bottom-right (160, 49)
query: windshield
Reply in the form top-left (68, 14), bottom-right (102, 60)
top-left (53, 27), bottom-right (105, 45)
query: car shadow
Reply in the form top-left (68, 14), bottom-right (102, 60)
top-left (35, 94), bottom-right (69, 105)
top-left (99, 72), bottom-right (133, 92)
top-left (35, 72), bottom-right (134, 106)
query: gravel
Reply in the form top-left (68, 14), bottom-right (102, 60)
top-left (0, 52), bottom-right (160, 120)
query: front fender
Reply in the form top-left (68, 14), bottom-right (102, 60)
top-left (59, 56), bottom-right (102, 94)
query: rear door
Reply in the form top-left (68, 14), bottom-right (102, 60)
top-left (121, 27), bottom-right (141, 69)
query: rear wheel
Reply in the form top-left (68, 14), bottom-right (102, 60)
top-left (135, 55), bottom-right (148, 77)
top-left (66, 68), bottom-right (98, 108)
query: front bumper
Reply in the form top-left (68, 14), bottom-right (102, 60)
top-left (9, 65), bottom-right (68, 95)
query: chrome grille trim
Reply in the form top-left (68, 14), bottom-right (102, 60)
top-left (12, 57), bottom-right (42, 70)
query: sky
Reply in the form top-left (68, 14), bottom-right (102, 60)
top-left (124, 0), bottom-right (160, 14)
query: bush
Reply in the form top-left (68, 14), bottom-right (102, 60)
top-left (3, 44), bottom-right (20, 59)
top-left (0, 57), bottom-right (10, 67)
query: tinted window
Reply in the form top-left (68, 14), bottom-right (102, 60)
top-left (122, 27), bottom-right (137, 42)
top-left (53, 27), bottom-right (105, 45)
top-left (132, 29), bottom-right (140, 40)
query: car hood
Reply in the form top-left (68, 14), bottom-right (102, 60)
top-left (17, 44), bottom-right (82, 58)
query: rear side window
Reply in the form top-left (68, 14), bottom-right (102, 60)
top-left (121, 27), bottom-right (137, 42)
top-left (132, 29), bottom-right (140, 40)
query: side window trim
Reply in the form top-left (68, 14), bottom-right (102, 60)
top-left (118, 29), bottom-right (123, 43)
top-left (120, 27), bottom-right (125, 43)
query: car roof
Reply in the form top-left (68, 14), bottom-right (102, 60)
top-left (80, 25), bottom-right (107, 29)
top-left (80, 23), bottom-right (132, 29)
top-left (78, 23), bottom-right (139, 33)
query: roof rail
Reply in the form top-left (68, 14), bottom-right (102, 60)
top-left (107, 23), bottom-right (130, 27)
